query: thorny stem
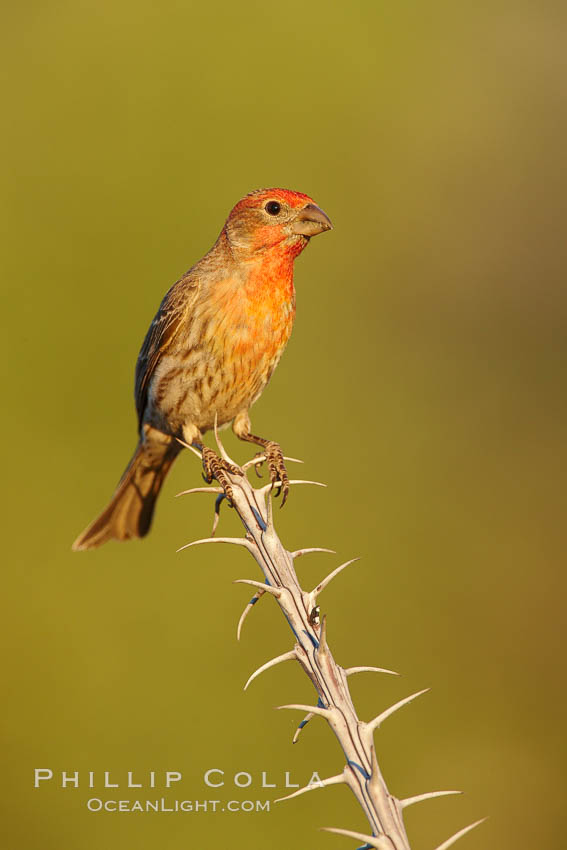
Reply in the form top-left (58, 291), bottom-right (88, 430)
top-left (179, 442), bottom-right (484, 850)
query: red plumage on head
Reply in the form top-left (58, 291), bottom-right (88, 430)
top-left (231, 187), bottom-right (315, 215)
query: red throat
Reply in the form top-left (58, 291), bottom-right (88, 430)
top-left (247, 242), bottom-right (297, 312)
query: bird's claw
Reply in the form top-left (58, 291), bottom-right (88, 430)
top-left (201, 446), bottom-right (243, 506)
top-left (255, 442), bottom-right (290, 506)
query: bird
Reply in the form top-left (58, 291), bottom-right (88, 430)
top-left (72, 188), bottom-right (332, 550)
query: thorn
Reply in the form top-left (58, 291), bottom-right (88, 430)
top-left (265, 489), bottom-right (273, 528)
top-left (432, 818), bottom-right (487, 850)
top-left (244, 650), bottom-right (297, 691)
top-left (401, 790), bottom-right (462, 809)
top-left (318, 614), bottom-right (329, 656)
top-left (177, 537), bottom-right (254, 553)
top-left (175, 486), bottom-right (224, 497)
top-left (242, 455), bottom-right (303, 471)
top-left (275, 772), bottom-right (344, 803)
top-left (241, 454), bottom-right (265, 471)
top-left (368, 741), bottom-right (380, 793)
top-left (320, 827), bottom-right (391, 849)
top-left (259, 479), bottom-right (326, 496)
top-left (275, 703), bottom-right (331, 719)
top-left (241, 454), bottom-right (305, 470)
top-left (292, 547), bottom-right (336, 559)
top-left (345, 666), bottom-right (400, 677)
top-left (213, 413), bottom-right (236, 465)
top-left (233, 579), bottom-right (282, 597)
top-left (242, 453), bottom-right (267, 475)
top-left (365, 689), bottom-right (430, 734)
top-left (312, 558), bottom-right (360, 597)
top-left (236, 590), bottom-right (265, 641)
top-left (175, 437), bottom-right (203, 459)
top-left (292, 712), bottom-right (314, 744)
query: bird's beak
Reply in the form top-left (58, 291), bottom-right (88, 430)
top-left (291, 203), bottom-right (333, 237)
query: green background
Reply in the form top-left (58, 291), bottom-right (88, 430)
top-left (2, 1), bottom-right (566, 848)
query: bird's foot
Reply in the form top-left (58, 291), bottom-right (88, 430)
top-left (201, 446), bottom-right (243, 506)
top-left (255, 441), bottom-right (290, 506)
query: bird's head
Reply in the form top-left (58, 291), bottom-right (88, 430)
top-left (223, 188), bottom-right (332, 260)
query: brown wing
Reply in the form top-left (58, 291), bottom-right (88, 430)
top-left (134, 276), bottom-right (199, 429)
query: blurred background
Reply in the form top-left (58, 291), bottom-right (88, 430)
top-left (1, 1), bottom-right (566, 848)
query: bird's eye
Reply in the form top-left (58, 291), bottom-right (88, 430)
top-left (265, 201), bottom-right (281, 216)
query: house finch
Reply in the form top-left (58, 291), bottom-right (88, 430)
top-left (72, 188), bottom-right (332, 550)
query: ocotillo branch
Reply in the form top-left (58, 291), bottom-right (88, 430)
top-left (177, 430), bottom-right (485, 850)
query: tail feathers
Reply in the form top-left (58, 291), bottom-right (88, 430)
top-left (72, 440), bottom-right (180, 551)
